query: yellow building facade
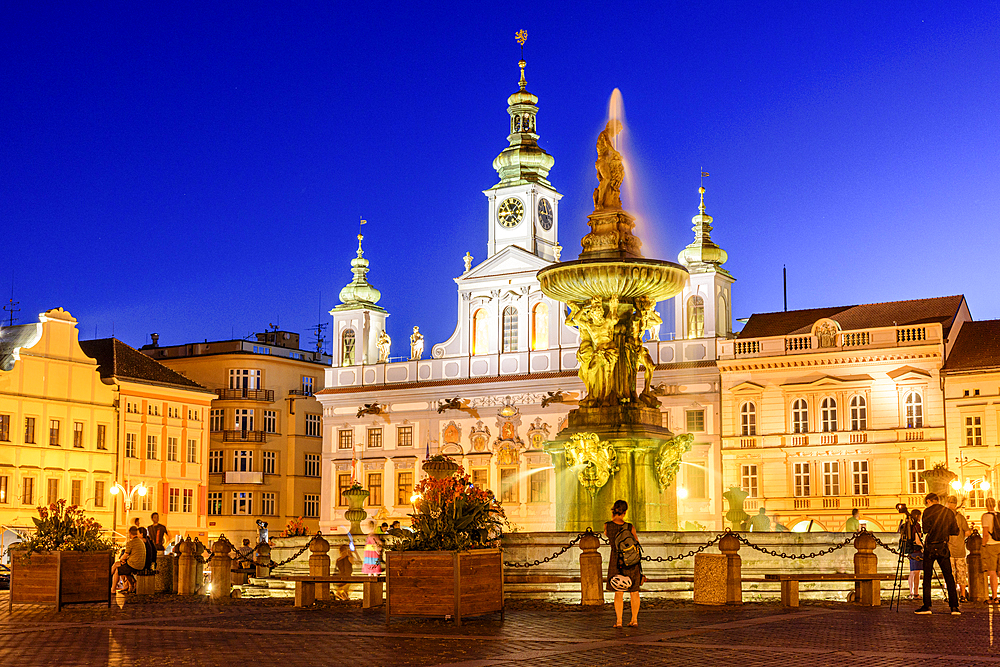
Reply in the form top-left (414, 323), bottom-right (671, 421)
top-left (0, 309), bottom-right (118, 532)
top-left (79, 338), bottom-right (215, 538)
top-left (142, 331), bottom-right (330, 543)
top-left (718, 296), bottom-right (971, 531)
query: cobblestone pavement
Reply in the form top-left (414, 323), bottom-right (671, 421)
top-left (4, 592), bottom-right (1000, 666)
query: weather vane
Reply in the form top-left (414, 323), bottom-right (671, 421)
top-left (358, 215), bottom-right (367, 241)
top-left (516, 29), bottom-right (527, 52)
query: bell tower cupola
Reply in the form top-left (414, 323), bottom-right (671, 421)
top-left (329, 228), bottom-right (389, 367)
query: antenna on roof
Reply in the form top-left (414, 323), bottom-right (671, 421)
top-left (309, 292), bottom-right (329, 354)
top-left (4, 274), bottom-right (19, 327)
top-left (783, 265), bottom-right (788, 312)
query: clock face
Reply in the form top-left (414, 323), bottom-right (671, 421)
top-left (497, 197), bottom-right (524, 228)
top-left (538, 198), bottom-right (553, 230)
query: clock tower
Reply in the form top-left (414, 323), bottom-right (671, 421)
top-left (485, 57), bottom-right (562, 261)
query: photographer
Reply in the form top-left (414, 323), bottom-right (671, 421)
top-left (915, 493), bottom-right (960, 615)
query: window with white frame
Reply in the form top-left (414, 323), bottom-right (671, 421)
top-left (210, 409), bottom-right (224, 432)
top-left (140, 488), bottom-right (152, 512)
top-left (301, 376), bottom-right (314, 396)
top-left (397, 426), bottom-right (413, 447)
top-left (740, 464), bottom-right (758, 498)
top-left (168, 488), bottom-right (180, 512)
top-left (305, 453), bottom-right (320, 477)
top-left (342, 329), bottom-right (356, 365)
top-left (850, 395), bottom-right (867, 431)
top-left (794, 462), bottom-right (811, 497)
top-left (792, 399), bottom-right (809, 433)
top-left (234, 409), bottom-right (254, 432)
top-left (229, 369), bottom-right (261, 390)
top-left (338, 430), bottom-right (353, 450)
top-left (187, 439), bottom-right (198, 463)
top-left (966, 416), bottom-right (984, 446)
top-left (261, 492), bottom-right (275, 516)
top-left (852, 460), bottom-right (869, 495)
top-left (167, 437), bottom-right (178, 461)
top-left (232, 492), bottom-right (252, 515)
top-left (686, 410), bottom-right (705, 432)
top-left (904, 391), bottom-right (923, 428)
top-left (208, 492), bottom-right (223, 515)
top-left (502, 306), bottom-right (519, 353)
top-left (907, 458), bottom-right (926, 494)
top-left (305, 414), bottom-right (321, 437)
top-left (304, 494), bottom-right (320, 518)
top-left (822, 461), bottom-right (840, 496)
top-left (367, 427), bottom-right (383, 448)
top-left (264, 410), bottom-right (277, 434)
top-left (125, 433), bottom-right (137, 458)
top-left (367, 472), bottom-right (383, 506)
top-left (182, 489), bottom-right (193, 513)
top-left (209, 449), bottom-right (223, 473)
top-left (687, 295), bottom-right (705, 338)
top-left (0, 414), bottom-right (8, 442)
top-left (820, 398), bottom-right (837, 432)
top-left (73, 421), bottom-right (84, 448)
top-left (741, 402), bottom-right (756, 436)
top-left (263, 451), bottom-right (276, 474)
top-left (146, 435), bottom-right (157, 459)
top-left (969, 488), bottom-right (986, 509)
top-left (97, 424), bottom-right (107, 450)
top-left (234, 450), bottom-right (253, 472)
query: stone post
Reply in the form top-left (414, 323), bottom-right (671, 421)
top-left (177, 538), bottom-right (196, 595)
top-left (171, 551), bottom-right (180, 594)
top-left (853, 530), bottom-right (879, 606)
top-left (719, 531), bottom-right (742, 605)
top-left (256, 542), bottom-right (272, 579)
top-left (309, 535), bottom-right (331, 600)
top-left (578, 529), bottom-right (603, 605)
top-left (210, 536), bottom-right (233, 601)
top-left (967, 529), bottom-right (985, 603)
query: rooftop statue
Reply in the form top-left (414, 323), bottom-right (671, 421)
top-left (593, 119), bottom-right (624, 211)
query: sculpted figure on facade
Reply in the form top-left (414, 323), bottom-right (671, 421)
top-left (409, 326), bottom-right (424, 360)
top-left (815, 320), bottom-right (839, 348)
top-left (593, 119), bottom-right (624, 211)
top-left (568, 295), bottom-right (621, 407)
top-left (565, 432), bottom-right (619, 493)
top-left (376, 329), bottom-right (391, 363)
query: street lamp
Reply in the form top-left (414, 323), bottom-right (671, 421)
top-left (109, 481), bottom-right (148, 511)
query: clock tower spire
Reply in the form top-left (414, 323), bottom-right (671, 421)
top-left (484, 30), bottom-right (562, 261)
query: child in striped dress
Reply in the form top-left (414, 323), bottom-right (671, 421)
top-left (362, 523), bottom-right (384, 575)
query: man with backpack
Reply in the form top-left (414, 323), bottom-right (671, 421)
top-left (982, 497), bottom-right (1000, 603)
top-left (915, 492), bottom-right (960, 615)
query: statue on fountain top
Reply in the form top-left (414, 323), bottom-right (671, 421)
top-left (593, 119), bottom-right (624, 211)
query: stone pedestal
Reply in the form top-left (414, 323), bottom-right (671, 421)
top-left (210, 537), bottom-right (233, 601)
top-left (853, 530), bottom-right (879, 606)
top-left (155, 554), bottom-right (173, 593)
top-left (719, 532), bottom-right (742, 605)
top-left (968, 530), bottom-right (985, 603)
top-left (256, 543), bottom-right (272, 578)
top-left (309, 535), bottom-right (331, 600)
top-left (578, 530), bottom-right (604, 605)
top-left (177, 539), bottom-right (197, 595)
top-left (693, 553), bottom-right (727, 605)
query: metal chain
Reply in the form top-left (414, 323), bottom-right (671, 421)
top-left (269, 534), bottom-right (320, 569)
top-left (733, 530), bottom-right (859, 559)
top-left (503, 530), bottom-right (591, 568)
top-left (641, 533), bottom-right (724, 562)
top-left (870, 533), bottom-right (905, 556)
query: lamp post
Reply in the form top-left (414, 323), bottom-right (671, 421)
top-left (109, 482), bottom-right (148, 529)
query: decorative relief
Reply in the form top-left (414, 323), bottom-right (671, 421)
top-left (493, 403), bottom-right (525, 465)
top-left (469, 421), bottom-right (491, 454)
top-left (813, 318), bottom-right (842, 348)
top-left (565, 432), bottom-right (618, 493)
top-left (364, 459), bottom-right (386, 470)
top-left (526, 417), bottom-right (550, 450)
top-left (469, 393), bottom-right (548, 408)
top-left (442, 421), bottom-right (462, 445)
top-left (654, 434), bottom-right (694, 489)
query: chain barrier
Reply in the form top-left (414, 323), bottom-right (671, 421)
top-left (268, 534), bottom-right (321, 569)
top-left (641, 533), bottom-right (724, 562)
top-left (503, 530), bottom-right (588, 568)
top-left (870, 533), bottom-right (905, 556)
top-left (732, 529), bottom-right (860, 560)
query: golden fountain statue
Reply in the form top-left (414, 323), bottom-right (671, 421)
top-left (539, 98), bottom-right (693, 531)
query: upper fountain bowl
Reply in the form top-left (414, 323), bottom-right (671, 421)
top-left (537, 257), bottom-right (689, 304)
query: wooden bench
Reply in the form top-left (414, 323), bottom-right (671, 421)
top-left (275, 575), bottom-right (386, 609)
top-left (764, 573), bottom-right (892, 607)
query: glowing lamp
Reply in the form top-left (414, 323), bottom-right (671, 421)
top-left (110, 486), bottom-right (120, 495)
top-left (676, 486), bottom-right (689, 499)
top-left (984, 481), bottom-right (992, 491)
top-left (409, 493), bottom-right (421, 503)
top-left (950, 480), bottom-right (962, 491)
top-left (137, 486), bottom-right (148, 496)
top-left (964, 481), bottom-right (974, 492)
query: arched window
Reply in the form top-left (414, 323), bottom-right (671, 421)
top-left (502, 306), bottom-right (518, 353)
top-left (741, 402), bottom-right (756, 436)
top-left (718, 295), bottom-right (729, 335)
top-left (687, 296), bottom-right (705, 339)
top-left (850, 395), bottom-right (867, 431)
top-left (792, 399), bottom-right (809, 434)
top-left (472, 309), bottom-right (489, 356)
top-left (905, 391), bottom-right (923, 428)
top-left (513, 115), bottom-right (521, 133)
top-left (821, 397), bottom-right (837, 432)
top-left (341, 329), bottom-right (356, 367)
top-left (531, 302), bottom-right (549, 350)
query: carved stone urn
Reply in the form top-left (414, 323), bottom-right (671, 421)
top-left (919, 467), bottom-right (958, 498)
top-left (343, 486), bottom-right (369, 535)
top-left (723, 486), bottom-right (750, 530)
top-left (422, 458), bottom-right (462, 480)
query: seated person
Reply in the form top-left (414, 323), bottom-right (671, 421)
top-left (138, 526), bottom-right (156, 571)
top-left (112, 526), bottom-right (147, 594)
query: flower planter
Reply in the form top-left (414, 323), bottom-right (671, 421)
top-left (385, 548), bottom-right (503, 625)
top-left (920, 468), bottom-right (957, 498)
top-left (9, 549), bottom-right (113, 611)
top-left (421, 458), bottom-right (462, 480)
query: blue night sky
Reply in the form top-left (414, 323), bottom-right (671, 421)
top-left (3, 2), bottom-right (999, 353)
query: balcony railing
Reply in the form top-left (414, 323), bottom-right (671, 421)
top-left (216, 388), bottom-right (275, 402)
top-left (222, 430), bottom-right (267, 443)
top-left (225, 471), bottom-right (264, 484)
top-left (288, 389), bottom-right (314, 397)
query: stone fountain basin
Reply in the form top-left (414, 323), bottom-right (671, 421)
top-left (537, 257), bottom-right (689, 303)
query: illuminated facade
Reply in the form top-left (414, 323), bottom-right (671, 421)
top-left (718, 295), bottom-right (971, 531)
top-left (141, 332), bottom-right (331, 542)
top-left (316, 63), bottom-right (731, 532)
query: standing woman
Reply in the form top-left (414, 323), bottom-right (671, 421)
top-left (604, 499), bottom-right (643, 628)
top-left (362, 520), bottom-right (384, 575)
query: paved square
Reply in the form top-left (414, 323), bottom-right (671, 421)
top-left (3, 593), bottom-right (1000, 666)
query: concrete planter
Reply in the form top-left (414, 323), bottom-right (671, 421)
top-left (9, 549), bottom-right (113, 611)
top-left (386, 548), bottom-right (503, 625)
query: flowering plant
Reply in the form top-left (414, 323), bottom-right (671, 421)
top-left (347, 481), bottom-right (365, 492)
top-left (392, 465), bottom-right (507, 552)
top-left (281, 516), bottom-right (309, 537)
top-left (24, 500), bottom-right (114, 555)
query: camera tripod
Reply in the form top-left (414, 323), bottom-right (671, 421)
top-left (889, 507), bottom-right (945, 612)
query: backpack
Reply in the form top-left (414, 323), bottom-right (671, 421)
top-left (989, 512), bottom-right (1000, 543)
top-left (614, 523), bottom-right (643, 568)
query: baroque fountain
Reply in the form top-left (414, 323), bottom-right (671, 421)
top-left (539, 110), bottom-right (693, 532)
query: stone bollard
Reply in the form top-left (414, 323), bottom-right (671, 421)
top-left (177, 538), bottom-right (197, 595)
top-left (968, 529), bottom-right (985, 603)
top-left (210, 536), bottom-right (233, 601)
top-left (578, 529), bottom-right (603, 605)
top-left (171, 551), bottom-right (180, 594)
top-left (256, 542), bottom-right (272, 579)
top-left (719, 531), bottom-right (742, 605)
top-left (309, 535), bottom-right (331, 600)
top-left (853, 530), bottom-right (879, 606)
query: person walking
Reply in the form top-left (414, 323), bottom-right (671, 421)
top-left (603, 499), bottom-right (643, 628)
top-left (915, 492), bottom-right (960, 615)
top-left (845, 508), bottom-right (861, 532)
top-left (982, 498), bottom-right (1000, 602)
top-left (946, 496), bottom-right (971, 601)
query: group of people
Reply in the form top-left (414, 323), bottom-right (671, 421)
top-left (900, 493), bottom-right (974, 615)
top-left (111, 513), bottom-right (170, 595)
top-left (333, 520), bottom-right (404, 600)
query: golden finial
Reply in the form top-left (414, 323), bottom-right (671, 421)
top-left (699, 172), bottom-right (708, 214)
top-left (515, 30), bottom-right (528, 89)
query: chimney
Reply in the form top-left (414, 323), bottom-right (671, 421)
top-left (150, 333), bottom-right (160, 348)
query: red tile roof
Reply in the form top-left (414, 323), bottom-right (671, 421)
top-left (80, 338), bottom-right (210, 391)
top-left (944, 320), bottom-right (1000, 372)
top-left (737, 295), bottom-right (966, 339)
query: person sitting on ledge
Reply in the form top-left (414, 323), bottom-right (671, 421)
top-left (112, 526), bottom-right (147, 594)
